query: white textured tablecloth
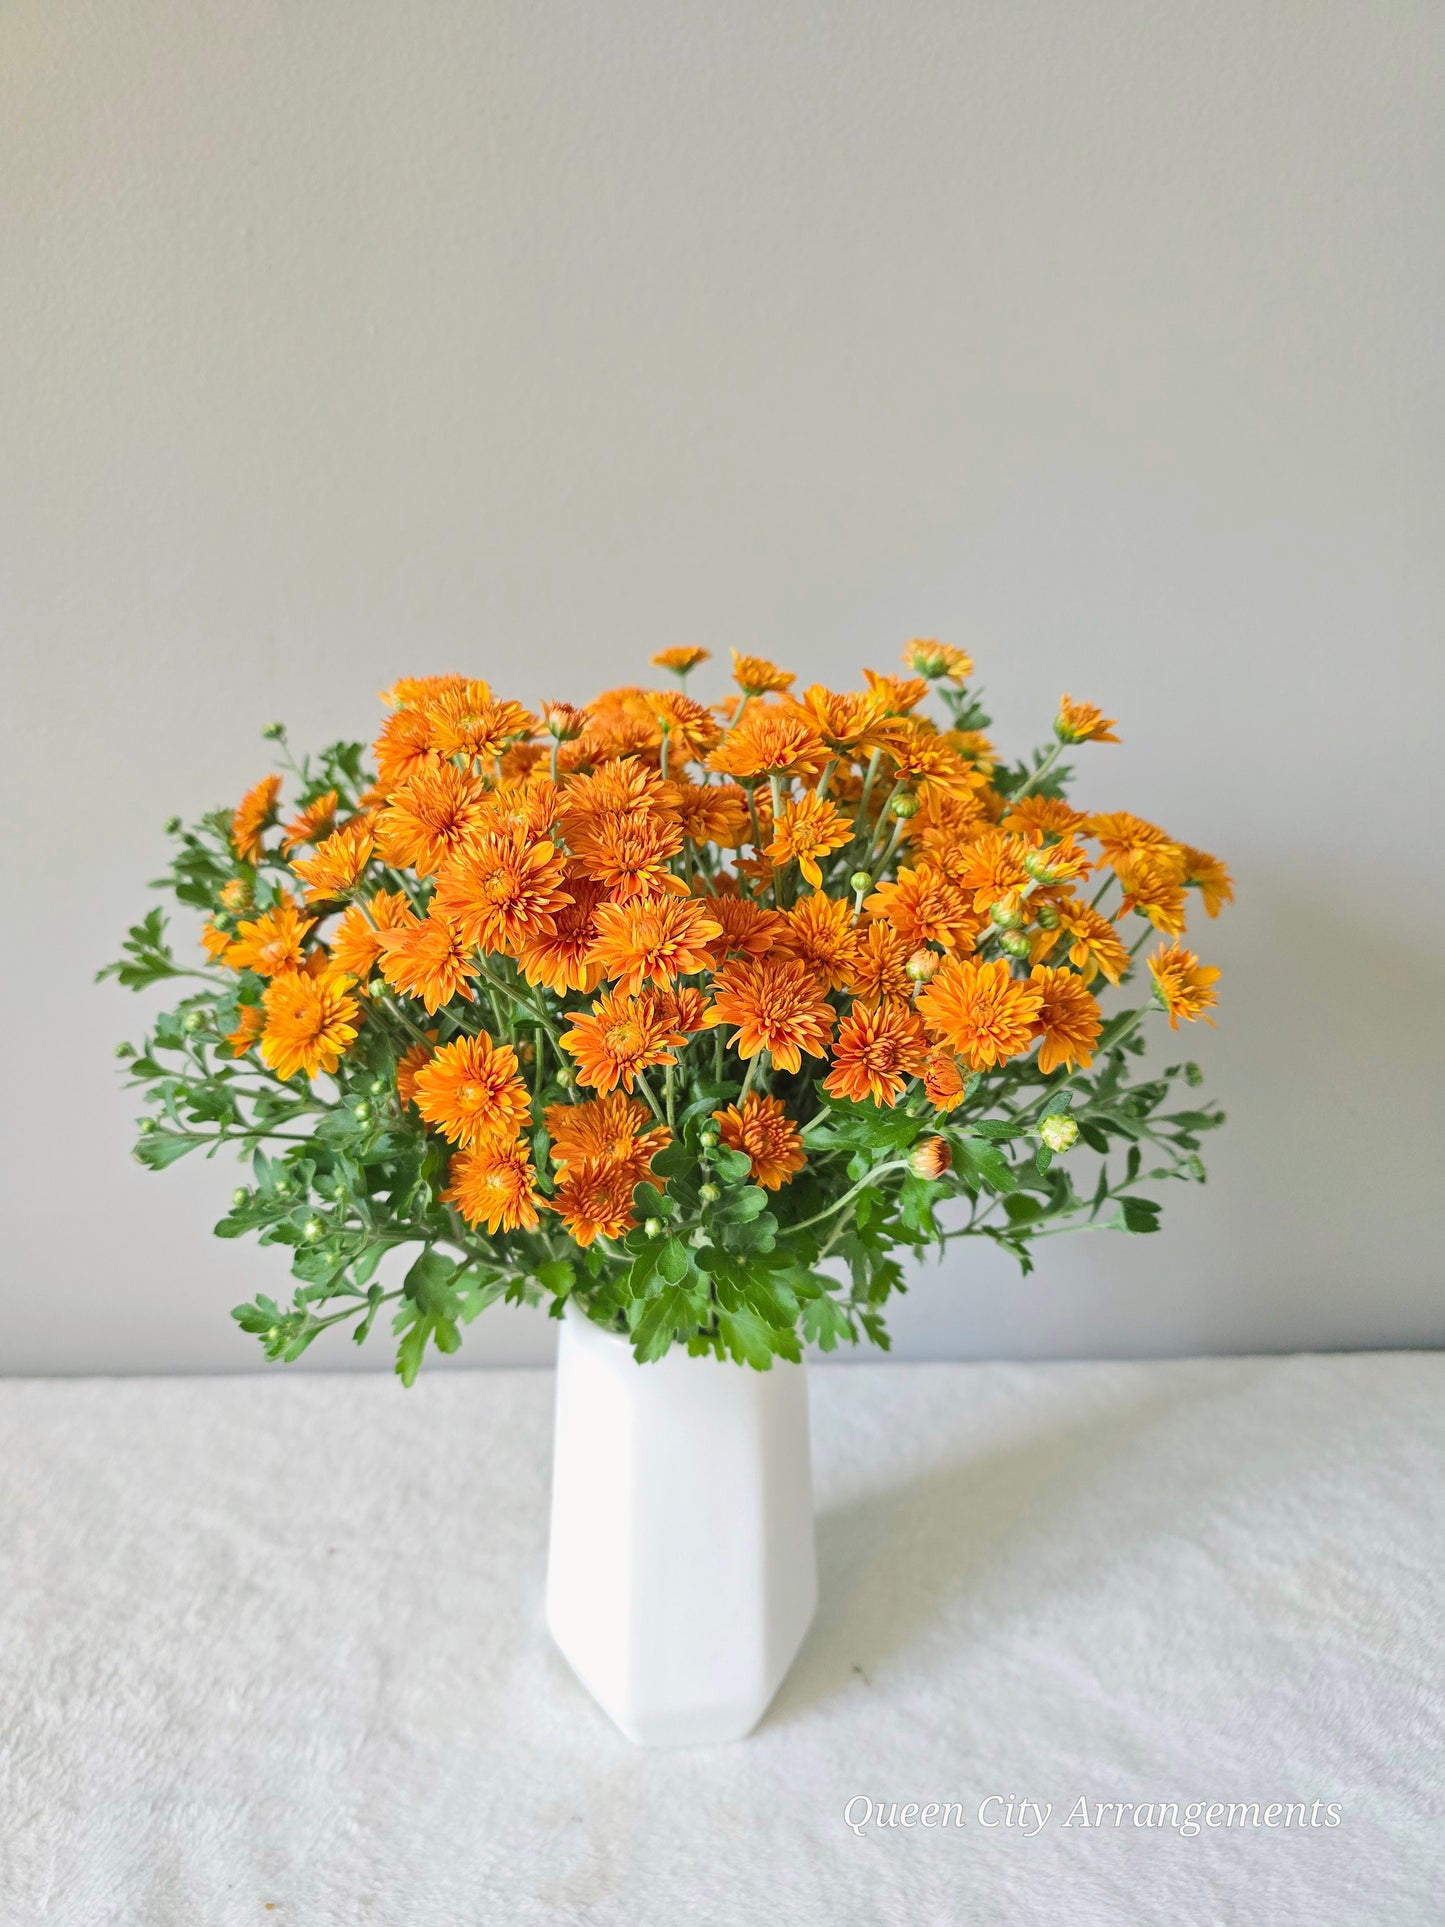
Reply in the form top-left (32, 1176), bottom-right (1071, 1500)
top-left (1, 1354), bottom-right (1440, 1926)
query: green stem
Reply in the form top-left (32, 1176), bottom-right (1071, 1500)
top-left (787, 1157), bottom-right (910, 1236)
top-left (1012, 740), bottom-right (1065, 800)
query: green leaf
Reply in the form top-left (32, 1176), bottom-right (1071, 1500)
top-left (132, 1132), bottom-right (201, 1170)
top-left (718, 1307), bottom-right (782, 1370)
top-left (537, 1258), bottom-right (576, 1298)
top-left (632, 1282), bottom-right (704, 1362)
top-left (656, 1238), bottom-right (691, 1284)
top-left (800, 1292), bottom-right (855, 1351)
top-left (1114, 1195), bottom-right (1162, 1234)
top-left (712, 1185), bottom-right (767, 1223)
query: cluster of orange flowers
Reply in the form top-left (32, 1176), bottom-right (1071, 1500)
top-left (207, 642), bottom-right (1228, 1251)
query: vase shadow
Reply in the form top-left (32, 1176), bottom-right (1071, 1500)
top-left (764, 1384), bottom-right (1195, 1725)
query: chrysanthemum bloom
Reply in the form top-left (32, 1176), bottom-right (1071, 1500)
top-left (546, 1092), bottom-right (667, 1180)
top-left (218, 877), bottom-right (254, 914)
top-left (395, 1035), bottom-right (436, 1104)
top-left (824, 1000), bottom-right (928, 1107)
top-left (279, 790), bottom-right (339, 854)
top-left (651, 983), bottom-right (708, 1035)
top-left (372, 704), bottom-right (440, 794)
top-left (376, 911), bottom-right (478, 1013)
top-left (1045, 895), bottom-right (1130, 986)
top-left (471, 775), bottom-right (562, 843)
top-left (903, 639), bottom-right (974, 682)
top-left (1113, 849), bottom-right (1188, 935)
top-left (1054, 696), bottom-right (1120, 744)
top-left (951, 831), bottom-right (1033, 914)
top-left (844, 920), bottom-right (913, 1008)
top-left (291, 820), bottom-right (377, 903)
top-left (329, 890), bottom-right (417, 981)
top-left (707, 710), bottom-right (828, 782)
top-left (1148, 943), bottom-right (1220, 1029)
top-left (1001, 795), bottom-right (1088, 839)
top-left (442, 1141), bottom-right (541, 1234)
top-left (567, 810), bottom-right (688, 900)
top-left (379, 673), bottom-right (472, 710)
top-left (586, 896), bottom-right (721, 996)
top-left (375, 763), bottom-right (488, 878)
top-left (1182, 846), bottom-right (1235, 918)
top-left (765, 792), bottom-right (853, 887)
top-left (560, 755), bottom-right (675, 821)
top-left (864, 864), bottom-right (976, 952)
top-left (412, 1034), bottom-right (531, 1148)
top-left (783, 685), bottom-right (893, 757)
top-left (1021, 833), bottom-right (1092, 890)
top-left (231, 774), bottom-right (282, 863)
top-left (730, 650), bottom-right (795, 696)
top-left (673, 781), bottom-right (751, 848)
top-left (1086, 811), bottom-right (1176, 867)
top-left (515, 873), bottom-right (607, 995)
top-left (644, 690), bottom-right (722, 761)
top-left (922, 1042), bottom-right (968, 1113)
top-left (432, 830), bottom-right (572, 957)
top-left (862, 669), bottom-right (928, 716)
top-left (540, 700), bottom-right (587, 742)
top-left (1028, 966), bottom-right (1103, 1073)
top-left (560, 987), bottom-right (689, 1094)
top-left (885, 727), bottom-right (983, 799)
top-left (910, 1135), bottom-right (952, 1179)
top-left (200, 919), bottom-right (231, 962)
top-left (427, 691), bottom-right (535, 765)
top-left (552, 1157), bottom-right (641, 1247)
top-left (916, 956), bottom-right (1045, 1072)
top-left (259, 970), bottom-right (361, 1080)
top-left (713, 1094), bottom-right (806, 1191)
top-left (225, 897), bottom-right (315, 978)
top-left (774, 891), bottom-right (860, 990)
top-left (651, 645), bottom-right (710, 676)
top-left (225, 1003), bottom-right (265, 1057)
top-left (703, 958), bottom-right (834, 1072)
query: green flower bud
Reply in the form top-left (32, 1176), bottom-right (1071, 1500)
top-left (232, 1187), bottom-right (250, 1207)
top-left (849, 871), bottom-right (873, 896)
top-left (698, 1182), bottom-right (721, 1205)
top-left (114, 1042), bottom-right (135, 1059)
top-left (555, 1068), bottom-right (574, 1091)
top-left (989, 899), bottom-right (1025, 930)
top-left (905, 948), bottom-right (938, 983)
top-left (698, 1127), bottom-right (719, 1149)
top-left (1034, 903), bottom-right (1061, 930)
top-left (266, 1325), bottom-right (281, 1343)
top-left (643, 1218), bottom-right (663, 1239)
top-left (182, 1010), bottom-right (207, 1033)
top-left (998, 929), bottom-right (1031, 959)
top-left (1039, 1113), bottom-right (1079, 1153)
top-left (331, 1178), bottom-right (350, 1200)
top-left (1184, 1061), bottom-right (1203, 1088)
top-left (136, 1117), bottom-right (157, 1136)
top-left (367, 979), bottom-right (387, 999)
top-left (889, 791), bottom-right (920, 819)
top-left (353, 1100), bottom-right (372, 1122)
top-left (1023, 848), bottom-right (1061, 884)
top-left (260, 721), bottom-right (286, 741)
top-left (368, 1076), bottom-right (388, 1096)
top-left (302, 1217), bottom-right (326, 1242)
top-left (273, 1178), bottom-right (292, 1199)
top-left (163, 816), bottom-right (182, 835)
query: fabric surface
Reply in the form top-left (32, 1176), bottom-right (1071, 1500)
top-left (1, 1354), bottom-right (1440, 1926)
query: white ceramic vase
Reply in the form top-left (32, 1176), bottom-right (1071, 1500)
top-left (546, 1300), bottom-right (817, 1746)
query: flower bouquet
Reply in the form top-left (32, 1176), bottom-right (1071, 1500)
top-left (104, 640), bottom-right (1228, 1384)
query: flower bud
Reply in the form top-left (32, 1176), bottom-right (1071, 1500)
top-left (1039, 1112), bottom-right (1079, 1153)
top-left (163, 816), bottom-right (182, 835)
top-left (353, 1100), bottom-right (372, 1122)
top-left (910, 1136), bottom-right (952, 1180)
top-left (232, 1187), bottom-right (250, 1207)
top-left (114, 1042), bottom-right (135, 1059)
top-left (889, 791), bottom-right (920, 819)
top-left (1184, 1061), bottom-right (1203, 1088)
top-left (644, 1218), bottom-right (663, 1239)
top-left (555, 1068), bottom-right (574, 1090)
top-left (541, 701), bottom-right (586, 741)
top-left (261, 721), bottom-right (286, 741)
top-left (1034, 902), bottom-right (1061, 930)
top-left (905, 948), bottom-right (938, 984)
top-left (136, 1117), bottom-right (156, 1136)
top-left (698, 1182), bottom-right (721, 1205)
top-left (989, 898), bottom-right (1025, 930)
top-left (1023, 847), bottom-right (1063, 884)
top-left (997, 929), bottom-right (1031, 959)
top-left (849, 871), bottom-right (873, 896)
top-left (368, 1076), bottom-right (388, 1095)
top-left (698, 1127), bottom-right (718, 1149)
top-left (183, 1010), bottom-right (207, 1033)
top-left (302, 1217), bottom-right (326, 1242)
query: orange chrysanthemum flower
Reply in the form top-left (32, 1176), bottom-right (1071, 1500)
top-left (412, 1034), bottom-right (531, 1148)
top-left (1182, 846), bottom-right (1234, 919)
top-left (291, 820), bottom-right (376, 904)
top-left (372, 704), bottom-right (440, 794)
top-left (644, 690), bottom-right (722, 761)
top-left (885, 726), bottom-right (982, 798)
top-left (515, 873), bottom-right (607, 996)
top-left (442, 1141), bottom-right (541, 1234)
top-left (380, 674), bottom-right (472, 710)
top-left (1087, 812), bottom-right (1175, 867)
top-left (950, 831), bottom-right (1032, 913)
top-left (774, 891), bottom-right (860, 991)
top-left (707, 709), bottom-right (828, 782)
top-left (922, 1043), bottom-right (968, 1113)
top-left (916, 957), bottom-right (1044, 1071)
top-left (1001, 795), bottom-right (1089, 839)
top-left (427, 690), bottom-right (535, 764)
top-left (1028, 966), bottom-right (1103, 1074)
top-left (329, 890), bottom-right (417, 981)
top-left (395, 1035), bottom-right (436, 1104)
top-left (546, 1092), bottom-right (667, 1181)
top-left (903, 639), bottom-right (974, 681)
top-left (280, 790), bottom-right (339, 854)
top-left (540, 700), bottom-right (588, 742)
top-left (226, 1003), bottom-right (265, 1057)
top-left (862, 670), bottom-right (928, 716)
top-left (259, 971), bottom-right (361, 1081)
top-left (432, 831), bottom-right (572, 957)
top-left (231, 774), bottom-right (282, 863)
top-left (844, 920), bottom-right (913, 1008)
top-left (698, 891), bottom-right (783, 964)
top-left (201, 919), bottom-right (231, 962)
top-left (864, 864), bottom-right (977, 952)
top-left (783, 685), bottom-right (893, 757)
top-left (376, 911), bottom-right (478, 1013)
top-left (1114, 849), bottom-right (1189, 934)
top-left (374, 764), bottom-right (488, 878)
top-left (824, 1000), bottom-right (928, 1107)
top-left (586, 896), bottom-right (722, 995)
top-left (552, 1158), bottom-right (640, 1247)
top-left (560, 756), bottom-right (675, 822)
top-left (1047, 895), bottom-right (1131, 986)
top-left (568, 810), bottom-right (688, 901)
top-left (713, 1094), bottom-right (806, 1191)
top-left (1148, 943), bottom-right (1220, 1029)
top-left (730, 650), bottom-right (795, 696)
top-left (765, 791), bottom-right (853, 887)
top-left (673, 781), bottom-right (751, 848)
top-left (225, 896), bottom-right (315, 978)
top-left (1055, 696), bottom-right (1119, 745)
top-left (652, 645), bottom-right (710, 675)
top-left (704, 958), bottom-right (834, 1072)
top-left (560, 987), bottom-right (690, 1094)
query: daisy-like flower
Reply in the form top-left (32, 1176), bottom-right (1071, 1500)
top-left (231, 774), bottom-right (282, 863)
top-left (586, 896), bottom-right (722, 995)
top-left (916, 957), bottom-right (1045, 1071)
top-left (552, 1157), bottom-right (641, 1247)
top-left (442, 1141), bottom-right (541, 1234)
top-left (201, 919), bottom-right (232, 962)
top-left (651, 645), bottom-right (710, 676)
top-left (427, 690), bottom-right (535, 765)
top-left (862, 670), bottom-right (928, 716)
top-left (824, 1000), bottom-right (928, 1107)
top-left (713, 1094), bottom-right (806, 1190)
top-left (372, 705), bottom-right (440, 794)
top-left (1087, 811), bottom-right (1176, 866)
top-left (433, 831), bottom-right (572, 956)
top-left (1001, 795), bottom-right (1089, 839)
top-left (783, 685), bottom-right (893, 757)
top-left (376, 911), bottom-right (478, 1013)
top-left (765, 791), bottom-right (853, 887)
top-left (644, 690), bottom-right (722, 761)
top-left (698, 891), bottom-right (783, 964)
top-left (674, 781), bottom-right (752, 848)
top-left (1028, 966), bottom-right (1103, 1073)
top-left (1113, 849), bottom-right (1189, 934)
top-left (844, 920), bottom-right (913, 1008)
top-left (225, 1003), bottom-right (265, 1057)
top-left (329, 890), bottom-right (417, 981)
top-left (922, 1042), bottom-right (968, 1113)
top-left (1047, 895), bottom-right (1131, 986)
top-left (1148, 943), bottom-right (1220, 1029)
top-left (903, 639), bottom-right (973, 682)
top-left (540, 701), bottom-right (587, 742)
top-left (703, 958), bottom-right (834, 1072)
top-left (379, 674), bottom-right (472, 710)
top-left (546, 1095), bottom-right (667, 1192)
top-left (1055, 696), bottom-right (1119, 745)
top-left (219, 877), bottom-right (254, 914)
top-left (516, 873), bottom-right (608, 996)
top-left (567, 811), bottom-right (688, 901)
top-left (472, 775), bottom-right (562, 843)
top-left (412, 1033), bottom-right (531, 1148)
top-left (375, 764), bottom-right (489, 878)
top-left (560, 987), bottom-right (690, 1094)
top-left (707, 709), bottom-right (828, 782)
top-left (950, 831), bottom-right (1032, 913)
top-left (225, 897), bottom-right (315, 978)
top-left (259, 970), bottom-right (361, 1080)
top-left (886, 726), bottom-right (982, 798)
top-left (395, 1034), bottom-right (437, 1105)
top-left (560, 756), bottom-right (675, 821)
top-left (280, 791), bottom-right (339, 854)
top-left (864, 864), bottom-right (977, 952)
top-left (290, 819), bottom-right (376, 904)
top-left (774, 891), bottom-right (860, 990)
top-left (730, 650), bottom-right (795, 696)
top-left (1182, 846), bottom-right (1234, 918)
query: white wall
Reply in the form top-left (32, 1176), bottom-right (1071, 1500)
top-left (4, 0), bottom-right (1442, 1373)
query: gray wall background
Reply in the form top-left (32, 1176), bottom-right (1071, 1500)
top-left (4, 0), bottom-right (1442, 1373)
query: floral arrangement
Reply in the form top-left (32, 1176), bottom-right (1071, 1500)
top-left (103, 643), bottom-right (1228, 1379)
